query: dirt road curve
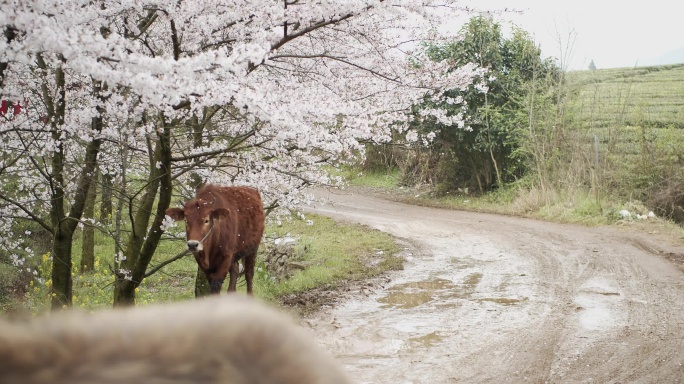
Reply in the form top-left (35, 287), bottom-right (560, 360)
top-left (304, 188), bottom-right (684, 383)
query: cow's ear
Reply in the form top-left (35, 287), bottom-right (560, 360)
top-left (165, 208), bottom-right (185, 221)
top-left (211, 208), bottom-right (230, 221)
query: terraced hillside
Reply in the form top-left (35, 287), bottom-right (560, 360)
top-left (539, 64), bottom-right (684, 216)
top-left (569, 64), bottom-right (684, 129)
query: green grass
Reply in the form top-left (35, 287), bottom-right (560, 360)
top-left (22, 230), bottom-right (198, 313)
top-left (348, 169), bottom-right (402, 188)
top-left (533, 193), bottom-right (610, 225)
top-left (329, 165), bottom-right (402, 188)
top-left (255, 214), bottom-right (400, 301)
top-left (15, 212), bottom-right (401, 314)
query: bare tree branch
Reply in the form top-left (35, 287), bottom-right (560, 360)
top-left (144, 249), bottom-right (189, 278)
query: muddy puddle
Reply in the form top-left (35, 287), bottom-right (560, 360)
top-left (305, 231), bottom-right (535, 383)
top-left (376, 273), bottom-right (523, 310)
top-left (407, 331), bottom-right (444, 348)
top-left (376, 278), bottom-right (455, 309)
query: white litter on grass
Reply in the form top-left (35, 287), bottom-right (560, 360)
top-left (274, 236), bottom-right (297, 245)
top-left (632, 211), bottom-right (656, 220)
top-left (619, 210), bottom-right (631, 219)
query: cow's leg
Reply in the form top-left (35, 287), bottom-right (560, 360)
top-left (227, 260), bottom-right (239, 292)
top-left (244, 246), bottom-right (258, 295)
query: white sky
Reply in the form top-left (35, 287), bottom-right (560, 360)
top-left (454, 0), bottom-right (684, 70)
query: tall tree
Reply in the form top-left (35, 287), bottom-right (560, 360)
top-left (1, 0), bottom-right (485, 307)
top-left (413, 16), bottom-right (559, 193)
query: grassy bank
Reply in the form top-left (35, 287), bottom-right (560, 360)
top-left (4, 212), bottom-right (400, 314)
top-left (256, 214), bottom-right (401, 302)
top-left (345, 168), bottom-right (680, 229)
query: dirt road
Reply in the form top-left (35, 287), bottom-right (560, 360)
top-left (304, 188), bottom-right (684, 383)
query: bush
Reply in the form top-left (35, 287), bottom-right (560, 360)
top-left (648, 175), bottom-right (684, 224)
top-left (0, 262), bottom-right (23, 312)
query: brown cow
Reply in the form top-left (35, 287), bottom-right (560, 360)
top-left (165, 185), bottom-right (265, 294)
top-left (0, 296), bottom-right (352, 384)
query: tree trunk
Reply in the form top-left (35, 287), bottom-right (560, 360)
top-left (195, 267), bottom-right (210, 297)
top-left (113, 117), bottom-right (174, 306)
top-left (51, 228), bottom-right (73, 309)
top-left (111, 24), bottom-right (194, 305)
top-left (113, 279), bottom-right (136, 306)
top-left (489, 146), bottom-right (502, 188)
top-left (189, 111), bottom-right (212, 298)
top-left (99, 172), bottom-right (113, 224)
top-left (468, 156), bottom-right (484, 194)
top-left (47, 73), bottom-right (104, 310)
top-left (46, 57), bottom-right (70, 310)
top-left (80, 172), bottom-right (97, 273)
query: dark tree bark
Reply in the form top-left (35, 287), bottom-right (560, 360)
top-left (99, 172), bottom-right (113, 224)
top-left (113, 116), bottom-right (173, 306)
top-left (0, 27), bottom-right (17, 88)
top-left (80, 172), bottom-right (98, 273)
top-left (194, 267), bottom-right (211, 297)
top-left (188, 112), bottom-right (212, 298)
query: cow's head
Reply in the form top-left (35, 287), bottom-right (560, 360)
top-left (165, 198), bottom-right (230, 253)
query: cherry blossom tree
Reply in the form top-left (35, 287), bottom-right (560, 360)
top-left (1, 0), bottom-right (485, 307)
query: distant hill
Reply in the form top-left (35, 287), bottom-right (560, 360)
top-left (639, 45), bottom-right (684, 67)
